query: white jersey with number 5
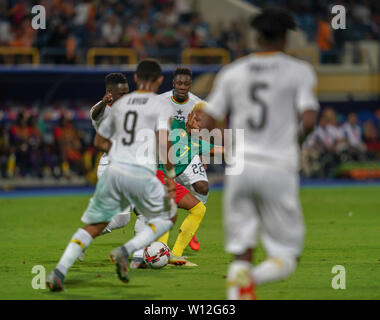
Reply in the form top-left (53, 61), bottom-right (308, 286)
top-left (160, 90), bottom-right (201, 122)
top-left (206, 52), bottom-right (319, 171)
top-left (98, 92), bottom-right (171, 174)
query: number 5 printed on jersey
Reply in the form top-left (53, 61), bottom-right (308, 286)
top-left (247, 82), bottom-right (268, 130)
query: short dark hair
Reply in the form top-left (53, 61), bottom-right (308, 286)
top-left (173, 67), bottom-right (192, 79)
top-left (250, 7), bottom-right (296, 41)
top-left (105, 73), bottom-right (127, 87)
top-left (136, 59), bottom-right (162, 82)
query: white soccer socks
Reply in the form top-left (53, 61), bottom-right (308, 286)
top-left (101, 208), bottom-right (131, 234)
top-left (131, 214), bottom-right (147, 259)
top-left (56, 228), bottom-right (93, 276)
top-left (123, 218), bottom-right (173, 257)
top-left (251, 256), bottom-right (297, 285)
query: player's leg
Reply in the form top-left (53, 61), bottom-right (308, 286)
top-left (188, 181), bottom-right (208, 251)
top-left (170, 190), bottom-right (205, 264)
top-left (154, 170), bottom-right (173, 245)
top-left (191, 180), bottom-right (209, 204)
top-left (97, 160), bottom-right (131, 235)
top-left (47, 166), bottom-right (127, 291)
top-left (251, 166), bottom-right (304, 286)
top-left (109, 169), bottom-right (177, 282)
top-left (131, 173), bottom-right (202, 267)
top-left (46, 222), bottom-right (108, 292)
top-left (78, 207), bottom-right (131, 262)
top-left (100, 207), bottom-right (131, 235)
top-left (129, 210), bottom-right (148, 269)
top-left (176, 155), bottom-right (209, 250)
top-left (224, 171), bottom-right (258, 300)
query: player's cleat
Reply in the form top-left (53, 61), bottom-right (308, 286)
top-left (168, 253), bottom-right (198, 267)
top-left (100, 227), bottom-right (112, 235)
top-left (46, 269), bottom-right (65, 292)
top-left (228, 268), bottom-right (256, 300)
top-left (110, 247), bottom-right (130, 283)
top-left (189, 235), bottom-right (200, 251)
top-left (130, 257), bottom-right (147, 269)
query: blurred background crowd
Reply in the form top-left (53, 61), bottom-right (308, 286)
top-left (0, 0), bottom-right (380, 184)
top-left (1, 103), bottom-right (380, 180)
top-left (0, 0), bottom-right (248, 64)
top-left (246, 0), bottom-right (380, 63)
top-left (1, 0), bottom-right (379, 64)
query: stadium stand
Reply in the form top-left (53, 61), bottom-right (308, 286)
top-left (1, 0), bottom-right (380, 187)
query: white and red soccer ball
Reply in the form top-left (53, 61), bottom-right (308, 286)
top-left (143, 241), bottom-right (171, 269)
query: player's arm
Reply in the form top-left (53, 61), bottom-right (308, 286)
top-left (157, 129), bottom-right (176, 199)
top-left (200, 67), bottom-right (231, 131)
top-left (94, 105), bottom-right (115, 153)
top-left (298, 110), bottom-right (318, 145)
top-left (296, 64), bottom-right (320, 145)
top-left (90, 92), bottom-right (113, 121)
top-left (94, 133), bottom-right (112, 153)
top-left (210, 145), bottom-right (225, 157)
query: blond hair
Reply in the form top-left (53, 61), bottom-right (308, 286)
top-left (191, 100), bottom-right (208, 113)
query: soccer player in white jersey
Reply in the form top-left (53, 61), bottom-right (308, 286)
top-left (159, 67), bottom-right (208, 251)
top-left (89, 73), bottom-right (131, 234)
top-left (46, 59), bottom-right (177, 291)
top-left (76, 73), bottom-right (131, 262)
top-left (200, 8), bottom-right (319, 299)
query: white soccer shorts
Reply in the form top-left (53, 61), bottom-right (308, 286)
top-left (223, 161), bottom-right (305, 258)
top-left (82, 163), bottom-right (176, 224)
top-left (176, 154), bottom-right (208, 187)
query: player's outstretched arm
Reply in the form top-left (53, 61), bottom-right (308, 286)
top-left (94, 133), bottom-right (112, 153)
top-left (90, 92), bottom-right (113, 120)
top-left (210, 146), bottom-right (225, 157)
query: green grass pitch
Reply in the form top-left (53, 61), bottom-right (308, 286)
top-left (1, 186), bottom-right (380, 300)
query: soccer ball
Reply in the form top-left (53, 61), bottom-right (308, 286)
top-left (143, 241), bottom-right (171, 269)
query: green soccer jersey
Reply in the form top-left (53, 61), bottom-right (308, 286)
top-left (158, 119), bottom-right (214, 176)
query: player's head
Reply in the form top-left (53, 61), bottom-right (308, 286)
top-left (134, 59), bottom-right (163, 92)
top-left (173, 67), bottom-right (192, 102)
top-left (187, 101), bottom-right (207, 131)
top-left (250, 7), bottom-right (296, 51)
top-left (105, 73), bottom-right (129, 101)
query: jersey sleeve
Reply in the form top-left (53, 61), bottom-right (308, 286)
top-left (205, 67), bottom-right (231, 121)
top-left (97, 108), bottom-right (115, 139)
top-left (295, 64), bottom-right (319, 113)
top-left (90, 101), bottom-right (106, 131)
top-left (155, 97), bottom-right (171, 131)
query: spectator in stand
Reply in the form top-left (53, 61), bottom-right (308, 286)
top-left (9, 112), bottom-right (30, 176)
top-left (220, 21), bottom-right (244, 60)
top-left (324, 108), bottom-right (348, 153)
top-left (0, 124), bottom-right (10, 178)
top-left (101, 14), bottom-right (123, 47)
top-left (376, 109), bottom-right (380, 139)
top-left (303, 109), bottom-right (345, 177)
top-left (316, 13), bottom-right (337, 63)
top-left (53, 115), bottom-right (85, 178)
top-left (362, 119), bottom-right (380, 158)
top-left (26, 115), bottom-right (43, 177)
top-left (341, 113), bottom-right (367, 160)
